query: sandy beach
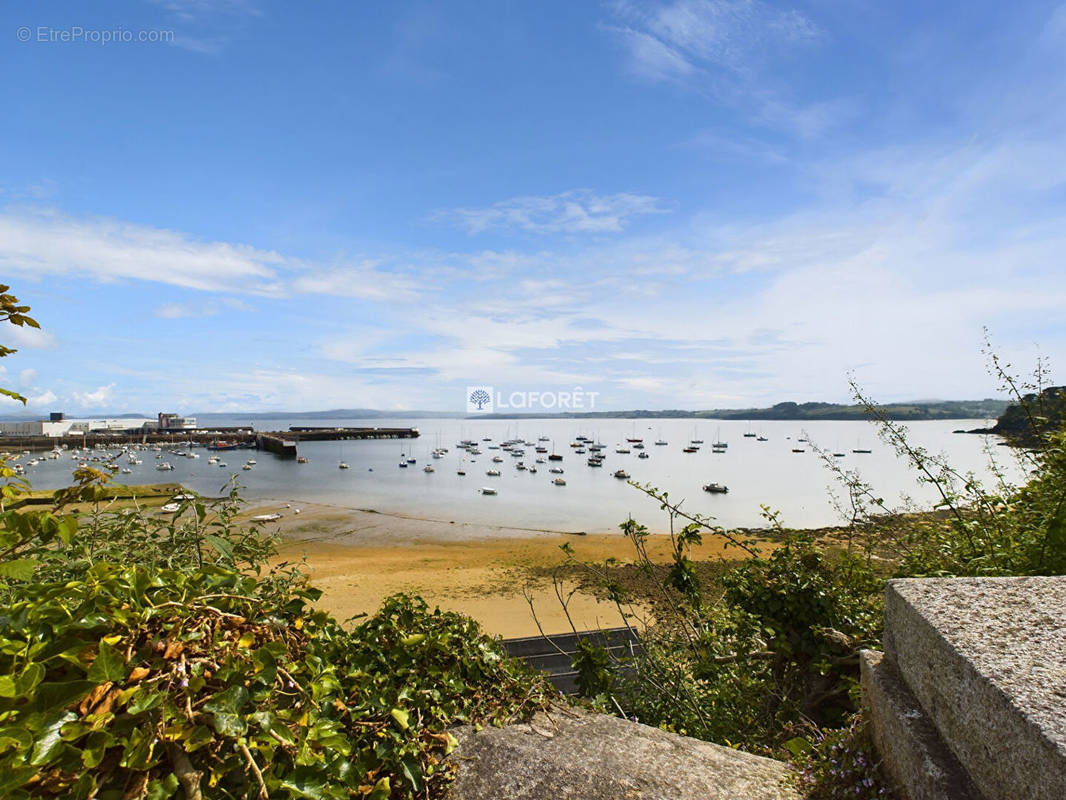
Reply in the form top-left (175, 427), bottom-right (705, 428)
top-left (254, 500), bottom-right (754, 638)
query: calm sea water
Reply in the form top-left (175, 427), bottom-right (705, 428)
top-left (14, 417), bottom-right (1024, 533)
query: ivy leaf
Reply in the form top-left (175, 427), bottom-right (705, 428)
top-left (389, 708), bottom-right (410, 730)
top-left (87, 642), bottom-right (127, 684)
top-left (0, 558), bottom-right (37, 580)
top-left (30, 711), bottom-right (77, 766)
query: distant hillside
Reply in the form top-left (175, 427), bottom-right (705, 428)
top-left (982, 386), bottom-right (1066, 442)
top-left (709, 399), bottom-right (1008, 421)
top-left (477, 399), bottom-right (1008, 421)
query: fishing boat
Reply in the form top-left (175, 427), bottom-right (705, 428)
top-left (552, 477), bottom-right (566, 486)
top-left (423, 464), bottom-right (434, 473)
top-left (702, 483), bottom-right (728, 494)
top-left (207, 440), bottom-right (241, 451)
top-left (613, 469), bottom-right (630, 479)
top-left (637, 451), bottom-right (649, 459)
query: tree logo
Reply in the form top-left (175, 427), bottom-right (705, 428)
top-left (466, 386), bottom-right (494, 413)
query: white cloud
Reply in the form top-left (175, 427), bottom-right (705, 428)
top-left (607, 0), bottom-right (836, 138)
top-left (435, 189), bottom-right (671, 235)
top-left (613, 0), bottom-right (822, 76)
top-left (72, 383), bottom-right (117, 408)
top-left (0, 209), bottom-right (286, 295)
top-left (18, 368), bottom-right (37, 386)
top-left (4, 324), bottom-right (56, 350)
top-left (154, 297), bottom-right (253, 319)
top-left (292, 263), bottom-right (423, 301)
top-left (27, 389), bottom-right (58, 408)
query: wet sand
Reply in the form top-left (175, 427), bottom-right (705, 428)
top-left (253, 501), bottom-right (754, 638)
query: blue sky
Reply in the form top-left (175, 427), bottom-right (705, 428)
top-left (2, 0), bottom-right (1065, 414)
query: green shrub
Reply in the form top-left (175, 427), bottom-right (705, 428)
top-left (0, 563), bottom-right (549, 799)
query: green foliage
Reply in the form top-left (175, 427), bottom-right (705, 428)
top-left (570, 639), bottom-right (614, 698)
top-left (0, 284), bottom-right (40, 406)
top-left (847, 372), bottom-right (1066, 579)
top-left (0, 471), bottom-right (279, 604)
top-left (721, 536), bottom-right (882, 728)
top-left (0, 562), bottom-right (548, 799)
top-left (789, 715), bottom-right (894, 799)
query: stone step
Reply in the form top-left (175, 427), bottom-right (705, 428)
top-left (446, 707), bottom-right (800, 799)
top-left (882, 577), bottom-right (1066, 800)
top-left (860, 650), bottom-right (985, 800)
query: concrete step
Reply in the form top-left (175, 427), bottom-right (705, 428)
top-left (882, 577), bottom-right (1066, 800)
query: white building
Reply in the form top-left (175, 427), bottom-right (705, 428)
top-left (0, 416), bottom-right (157, 437)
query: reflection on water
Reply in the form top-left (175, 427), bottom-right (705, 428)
top-left (14, 417), bottom-right (1023, 533)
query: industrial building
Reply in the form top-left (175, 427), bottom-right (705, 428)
top-left (0, 411), bottom-right (197, 437)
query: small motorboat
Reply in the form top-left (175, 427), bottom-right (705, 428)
top-left (552, 477), bottom-right (566, 486)
top-left (480, 487), bottom-right (498, 495)
top-left (613, 470), bottom-right (630, 479)
top-left (297, 456), bottom-right (308, 463)
top-left (637, 452), bottom-right (649, 459)
top-left (486, 469), bottom-right (501, 476)
top-left (703, 483), bottom-right (728, 494)
top-left (549, 467), bottom-right (564, 474)
top-left (339, 462), bottom-right (350, 469)
top-left (423, 465), bottom-right (435, 473)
